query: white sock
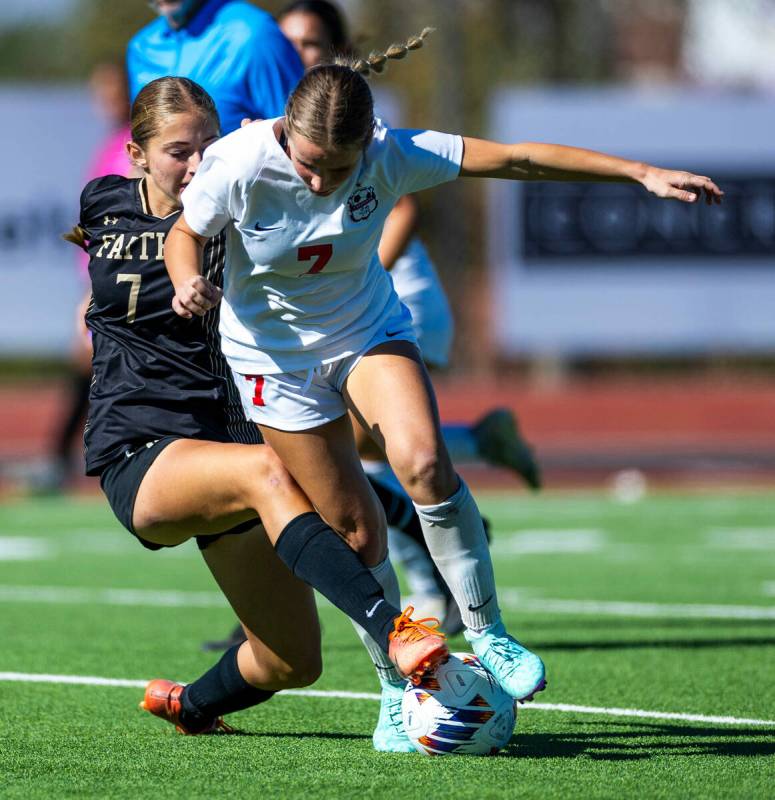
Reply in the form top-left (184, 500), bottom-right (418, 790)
top-left (350, 555), bottom-right (403, 686)
top-left (414, 478), bottom-right (500, 631)
top-left (363, 459), bottom-right (440, 597)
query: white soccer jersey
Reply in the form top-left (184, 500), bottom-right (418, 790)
top-left (391, 237), bottom-right (454, 368)
top-left (182, 118), bottom-right (463, 373)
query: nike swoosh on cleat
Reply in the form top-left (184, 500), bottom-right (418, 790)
top-left (366, 599), bottom-right (385, 618)
top-left (467, 595), bottom-right (493, 613)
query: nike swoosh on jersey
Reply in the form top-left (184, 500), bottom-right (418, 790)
top-left (467, 595), bottom-right (493, 613)
top-left (365, 598), bottom-right (385, 618)
top-left (254, 223), bottom-right (284, 231)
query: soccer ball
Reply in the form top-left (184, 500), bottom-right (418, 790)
top-left (401, 652), bottom-right (516, 756)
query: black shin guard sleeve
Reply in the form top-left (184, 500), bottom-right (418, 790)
top-left (275, 512), bottom-right (399, 651)
top-left (181, 644), bottom-right (273, 723)
top-left (367, 476), bottom-right (415, 530)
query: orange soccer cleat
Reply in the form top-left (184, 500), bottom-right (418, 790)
top-left (139, 679), bottom-right (234, 735)
top-left (388, 605), bottom-right (449, 685)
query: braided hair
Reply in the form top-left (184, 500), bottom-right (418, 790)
top-left (285, 28), bottom-right (434, 151)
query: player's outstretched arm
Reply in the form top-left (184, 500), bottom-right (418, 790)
top-left (165, 216), bottom-right (221, 319)
top-left (459, 137), bottom-right (723, 205)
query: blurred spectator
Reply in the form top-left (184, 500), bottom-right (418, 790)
top-left (127, 0), bottom-right (303, 134)
top-left (605, 0), bottom-right (686, 84)
top-left (85, 62), bottom-right (133, 182)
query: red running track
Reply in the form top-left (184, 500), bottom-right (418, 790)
top-left (2, 376), bottom-right (774, 488)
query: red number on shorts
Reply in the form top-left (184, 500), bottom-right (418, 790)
top-left (298, 243), bottom-right (333, 274)
top-left (245, 375), bottom-right (265, 406)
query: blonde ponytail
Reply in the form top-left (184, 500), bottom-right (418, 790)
top-left (286, 27), bottom-right (435, 151)
top-left (63, 225), bottom-right (89, 252)
top-left (345, 27), bottom-right (434, 76)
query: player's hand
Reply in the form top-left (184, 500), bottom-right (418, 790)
top-left (172, 275), bottom-right (222, 318)
top-left (641, 167), bottom-right (723, 205)
top-left (240, 117), bottom-right (263, 128)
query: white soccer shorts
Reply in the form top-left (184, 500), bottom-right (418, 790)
top-left (231, 309), bottom-right (417, 431)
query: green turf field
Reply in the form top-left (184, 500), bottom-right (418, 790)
top-left (1, 491), bottom-right (773, 799)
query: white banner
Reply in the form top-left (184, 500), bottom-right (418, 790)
top-left (0, 85), bottom-right (107, 355)
top-left (487, 88), bottom-right (775, 356)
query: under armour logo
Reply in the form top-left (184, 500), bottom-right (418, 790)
top-left (103, 215), bottom-right (118, 226)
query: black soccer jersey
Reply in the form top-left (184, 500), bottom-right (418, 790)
top-left (81, 175), bottom-right (259, 475)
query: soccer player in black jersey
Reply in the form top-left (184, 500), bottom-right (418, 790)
top-left (67, 76), bottom-right (447, 748)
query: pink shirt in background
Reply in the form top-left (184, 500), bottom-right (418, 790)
top-left (86, 125), bottom-right (132, 182)
top-left (78, 125), bottom-right (133, 278)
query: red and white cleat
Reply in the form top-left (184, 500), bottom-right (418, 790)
top-left (388, 605), bottom-right (449, 685)
top-left (140, 679), bottom-right (234, 735)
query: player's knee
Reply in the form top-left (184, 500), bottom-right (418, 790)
top-left (395, 446), bottom-right (451, 498)
top-left (287, 651), bottom-right (323, 688)
top-left (132, 504), bottom-right (190, 546)
top-left (245, 445), bottom-right (297, 499)
top-left (255, 651), bottom-right (322, 689)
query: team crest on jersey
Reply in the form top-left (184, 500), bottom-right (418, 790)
top-left (347, 185), bottom-right (378, 222)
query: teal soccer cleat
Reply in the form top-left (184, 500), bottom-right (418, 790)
top-left (372, 680), bottom-right (415, 753)
top-left (464, 621), bottom-right (547, 702)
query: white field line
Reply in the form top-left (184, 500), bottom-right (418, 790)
top-left (0, 585), bottom-right (226, 608)
top-left (0, 672), bottom-right (772, 728)
top-left (0, 538), bottom-right (52, 561)
top-left (1, 584), bottom-right (775, 620)
top-left (492, 530), bottom-right (604, 555)
top-left (707, 528), bottom-right (775, 550)
top-left (498, 590), bottom-right (775, 620)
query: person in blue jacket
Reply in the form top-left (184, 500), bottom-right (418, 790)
top-left (127, 0), bottom-right (304, 134)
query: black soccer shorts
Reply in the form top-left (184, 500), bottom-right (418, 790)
top-left (99, 436), bottom-right (258, 551)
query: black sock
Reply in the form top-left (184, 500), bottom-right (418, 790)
top-left (180, 644), bottom-right (273, 729)
top-left (274, 512), bottom-right (400, 651)
top-left (367, 476), bottom-right (415, 530)
top-left (53, 371), bottom-right (91, 464)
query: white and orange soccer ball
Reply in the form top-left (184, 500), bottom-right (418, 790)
top-left (401, 652), bottom-right (517, 756)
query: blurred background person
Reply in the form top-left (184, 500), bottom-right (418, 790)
top-left (128, 0), bottom-right (303, 134)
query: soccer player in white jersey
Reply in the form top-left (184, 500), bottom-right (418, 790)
top-left (277, 0), bottom-right (540, 634)
top-left (164, 29), bottom-right (723, 750)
